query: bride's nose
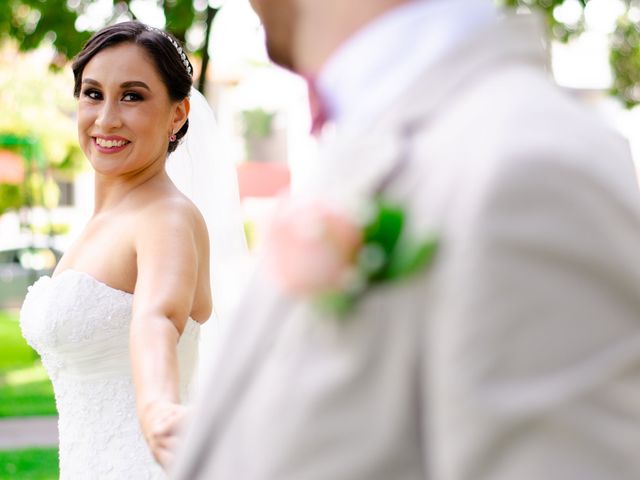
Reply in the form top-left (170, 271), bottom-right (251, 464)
top-left (95, 100), bottom-right (123, 130)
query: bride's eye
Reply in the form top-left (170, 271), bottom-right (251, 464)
top-left (82, 89), bottom-right (102, 100)
top-left (122, 92), bottom-right (143, 102)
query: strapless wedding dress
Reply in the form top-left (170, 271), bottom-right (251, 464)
top-left (19, 269), bottom-right (200, 479)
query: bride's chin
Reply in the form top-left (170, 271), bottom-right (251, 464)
top-left (90, 159), bottom-right (125, 176)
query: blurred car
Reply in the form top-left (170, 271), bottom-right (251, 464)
top-left (0, 245), bottom-right (63, 309)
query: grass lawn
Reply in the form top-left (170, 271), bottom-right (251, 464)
top-left (0, 448), bottom-right (58, 479)
top-left (0, 310), bottom-right (37, 370)
top-left (0, 364), bottom-right (56, 417)
top-left (0, 310), bottom-right (56, 418)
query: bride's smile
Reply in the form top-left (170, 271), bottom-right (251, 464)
top-left (93, 135), bottom-right (131, 153)
top-left (77, 42), bottom-right (187, 177)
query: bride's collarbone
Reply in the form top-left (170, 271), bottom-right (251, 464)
top-left (77, 217), bottom-right (136, 253)
top-left (56, 219), bottom-right (137, 292)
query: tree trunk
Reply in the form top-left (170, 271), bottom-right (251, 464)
top-left (197, 6), bottom-right (220, 95)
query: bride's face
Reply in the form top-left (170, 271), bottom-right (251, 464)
top-left (77, 42), bottom-right (186, 176)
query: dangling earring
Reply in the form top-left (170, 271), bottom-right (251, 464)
top-left (169, 133), bottom-right (177, 142)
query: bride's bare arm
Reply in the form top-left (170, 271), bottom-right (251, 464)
top-left (130, 197), bottom-right (210, 469)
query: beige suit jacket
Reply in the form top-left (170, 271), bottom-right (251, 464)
top-left (172, 13), bottom-right (640, 480)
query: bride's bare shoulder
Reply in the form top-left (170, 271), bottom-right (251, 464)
top-left (139, 188), bottom-right (205, 228)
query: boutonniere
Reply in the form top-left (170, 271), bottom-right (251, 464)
top-left (265, 197), bottom-right (438, 317)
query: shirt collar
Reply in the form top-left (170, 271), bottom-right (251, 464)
top-left (316, 0), bottom-right (498, 133)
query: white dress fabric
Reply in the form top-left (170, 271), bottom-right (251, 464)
top-left (20, 269), bottom-right (200, 479)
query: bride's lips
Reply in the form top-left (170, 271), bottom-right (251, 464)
top-left (92, 135), bottom-right (131, 154)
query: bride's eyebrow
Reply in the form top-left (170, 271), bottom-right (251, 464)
top-left (121, 81), bottom-right (151, 91)
top-left (82, 78), bottom-right (101, 87)
top-left (81, 78), bottom-right (151, 92)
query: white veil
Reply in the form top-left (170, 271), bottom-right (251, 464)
top-left (166, 87), bottom-right (248, 375)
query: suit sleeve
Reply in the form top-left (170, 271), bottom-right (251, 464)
top-left (425, 153), bottom-right (640, 480)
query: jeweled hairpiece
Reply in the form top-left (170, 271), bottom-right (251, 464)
top-left (145, 25), bottom-right (192, 76)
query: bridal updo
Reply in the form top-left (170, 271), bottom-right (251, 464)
top-left (71, 21), bottom-right (193, 154)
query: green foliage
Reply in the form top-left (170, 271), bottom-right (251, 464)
top-left (0, 311), bottom-right (56, 418)
top-left (163, 0), bottom-right (198, 44)
top-left (0, 51), bottom-right (83, 175)
top-left (0, 184), bottom-right (23, 215)
top-left (0, 47), bottom-right (82, 213)
top-left (0, 0), bottom-right (90, 58)
top-left (0, 0), bottom-right (203, 58)
top-left (27, 223), bottom-right (71, 236)
top-left (0, 448), bottom-right (59, 479)
top-left (1, 1), bottom-right (639, 107)
top-left (0, 136), bottom-right (65, 212)
top-left (0, 0), bottom-right (219, 94)
top-left (0, 370), bottom-right (57, 417)
top-left (242, 109), bottom-right (275, 139)
top-left (610, 14), bottom-right (640, 107)
top-left (498, 0), bottom-right (588, 41)
top-left (501, 0), bottom-right (640, 108)
top-left (0, 311), bottom-right (37, 370)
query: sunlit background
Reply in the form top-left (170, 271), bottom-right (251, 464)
top-left (0, 0), bottom-right (315, 253)
top-left (1, 0), bottom-right (640, 254)
top-left (1, 0), bottom-right (640, 476)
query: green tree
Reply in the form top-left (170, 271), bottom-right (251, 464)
top-left (610, 11), bottom-right (640, 108)
top-left (0, 0), bottom-right (220, 94)
top-left (1, 1), bottom-right (638, 105)
top-left (0, 48), bottom-right (82, 174)
top-left (0, 44), bottom-right (82, 216)
top-left (499, 0), bottom-right (640, 107)
top-left (0, 0), bottom-right (90, 58)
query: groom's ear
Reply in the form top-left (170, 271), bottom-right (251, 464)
top-left (172, 97), bottom-right (191, 132)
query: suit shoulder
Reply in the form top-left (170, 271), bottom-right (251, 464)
top-left (418, 64), bottom-right (636, 193)
top-left (402, 68), bottom-right (640, 237)
top-left (470, 65), bottom-right (628, 163)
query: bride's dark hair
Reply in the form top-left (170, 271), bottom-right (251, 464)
top-left (71, 21), bottom-right (193, 154)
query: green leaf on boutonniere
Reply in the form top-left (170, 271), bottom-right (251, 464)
top-left (363, 202), bottom-right (404, 256)
top-left (362, 202), bottom-right (405, 280)
top-left (385, 237), bottom-right (439, 280)
top-left (315, 291), bottom-right (355, 317)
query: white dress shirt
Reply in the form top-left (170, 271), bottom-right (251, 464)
top-left (317, 0), bottom-right (498, 134)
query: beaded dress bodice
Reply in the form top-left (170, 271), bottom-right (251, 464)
top-left (20, 270), bottom-right (200, 479)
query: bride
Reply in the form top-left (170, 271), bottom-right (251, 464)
top-left (19, 21), bottom-right (245, 478)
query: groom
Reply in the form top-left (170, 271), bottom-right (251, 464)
top-left (173, 0), bottom-right (640, 478)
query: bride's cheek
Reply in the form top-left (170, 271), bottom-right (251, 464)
top-left (77, 112), bottom-right (94, 137)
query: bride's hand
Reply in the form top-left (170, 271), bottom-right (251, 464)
top-left (141, 401), bottom-right (190, 470)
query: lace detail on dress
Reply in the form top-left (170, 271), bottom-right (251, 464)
top-left (20, 270), bottom-right (200, 480)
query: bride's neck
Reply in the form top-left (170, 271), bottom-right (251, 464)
top-left (94, 166), bottom-right (168, 213)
